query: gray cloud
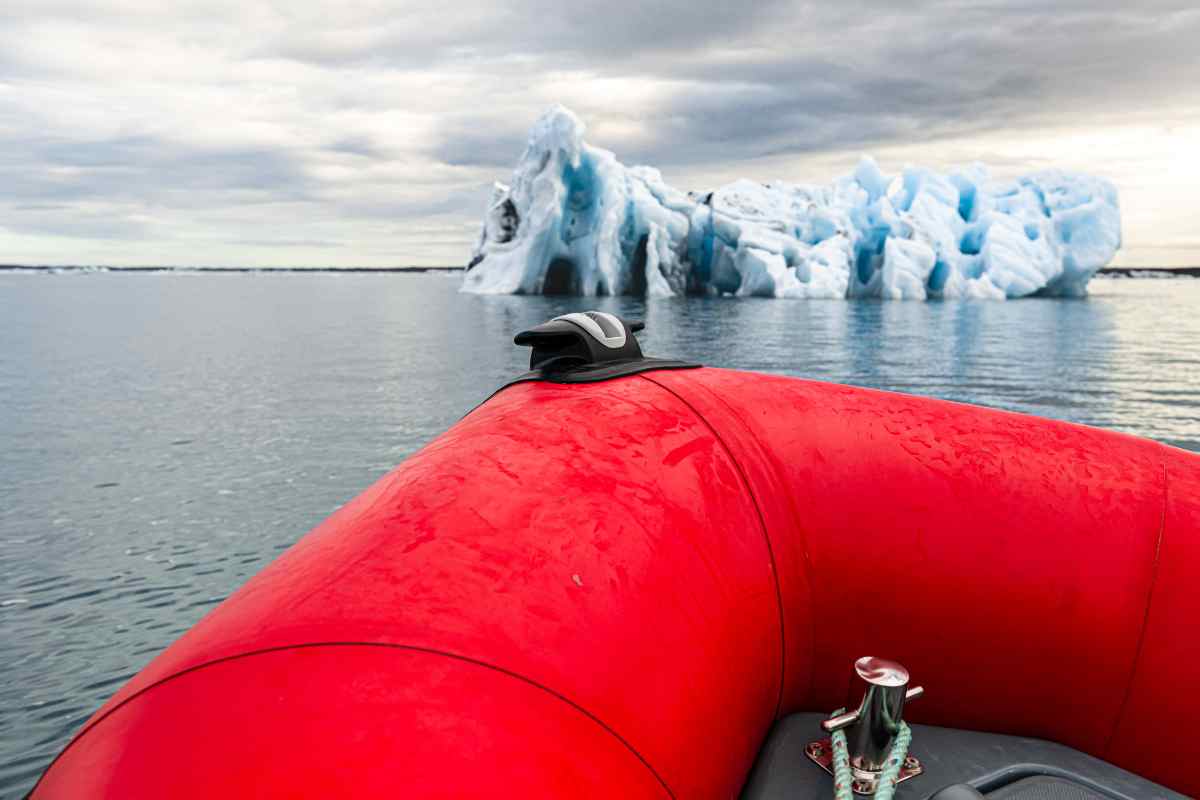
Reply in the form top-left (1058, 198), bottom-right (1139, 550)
top-left (421, 1), bottom-right (1200, 174)
top-left (254, 0), bottom-right (794, 68)
top-left (1, 209), bottom-right (149, 240)
top-left (0, 132), bottom-right (315, 205)
top-left (0, 0), bottom-right (1197, 266)
top-left (587, 4), bottom-right (1199, 162)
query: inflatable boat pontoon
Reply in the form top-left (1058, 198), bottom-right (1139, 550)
top-left (32, 313), bottom-right (1200, 799)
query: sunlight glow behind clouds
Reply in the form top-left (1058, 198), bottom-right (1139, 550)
top-left (0, 1), bottom-right (1197, 267)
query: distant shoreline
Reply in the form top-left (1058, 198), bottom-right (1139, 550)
top-left (1, 264), bottom-right (1197, 278)
top-left (1096, 267), bottom-right (1200, 278)
top-left (0, 264), bottom-right (462, 274)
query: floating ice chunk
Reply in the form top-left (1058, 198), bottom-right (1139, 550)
top-left (464, 106), bottom-right (1122, 300)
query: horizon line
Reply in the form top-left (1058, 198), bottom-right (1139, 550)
top-left (3, 264), bottom-right (1199, 276)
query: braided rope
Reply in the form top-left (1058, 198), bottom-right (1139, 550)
top-left (872, 721), bottom-right (911, 800)
top-left (826, 710), bottom-right (912, 800)
top-left (829, 708), bottom-right (853, 800)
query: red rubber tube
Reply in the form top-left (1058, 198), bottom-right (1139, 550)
top-left (33, 369), bottom-right (1200, 798)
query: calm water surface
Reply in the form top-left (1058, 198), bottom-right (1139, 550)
top-left (1, 272), bottom-right (1198, 796)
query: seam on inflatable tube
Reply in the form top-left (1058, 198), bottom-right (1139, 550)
top-left (639, 373), bottom-right (787, 721)
top-left (1103, 458), bottom-right (1169, 759)
top-left (31, 642), bottom-right (675, 799)
top-left (686, 378), bottom-right (819, 711)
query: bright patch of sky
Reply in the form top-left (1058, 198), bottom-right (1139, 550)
top-left (1, 1), bottom-right (1196, 267)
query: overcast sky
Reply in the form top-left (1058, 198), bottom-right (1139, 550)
top-left (1, 0), bottom-right (1197, 267)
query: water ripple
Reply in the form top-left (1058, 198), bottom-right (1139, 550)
top-left (1, 273), bottom-right (1197, 797)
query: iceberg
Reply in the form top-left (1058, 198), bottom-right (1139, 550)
top-left (462, 106), bottom-right (1121, 300)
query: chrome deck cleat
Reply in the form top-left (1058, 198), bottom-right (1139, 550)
top-left (806, 657), bottom-right (924, 795)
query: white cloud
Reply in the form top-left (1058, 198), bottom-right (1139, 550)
top-left (0, 0), bottom-right (1197, 267)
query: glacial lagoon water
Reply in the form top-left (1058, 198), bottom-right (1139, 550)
top-left (2, 271), bottom-right (1199, 795)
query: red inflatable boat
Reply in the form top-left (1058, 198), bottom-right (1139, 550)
top-left (33, 313), bottom-right (1200, 799)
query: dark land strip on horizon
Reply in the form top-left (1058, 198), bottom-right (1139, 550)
top-left (0, 265), bottom-right (462, 273)
top-left (1, 265), bottom-right (1198, 277)
top-left (1098, 266), bottom-right (1200, 277)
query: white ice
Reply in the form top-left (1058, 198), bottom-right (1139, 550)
top-left (462, 106), bottom-right (1121, 300)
